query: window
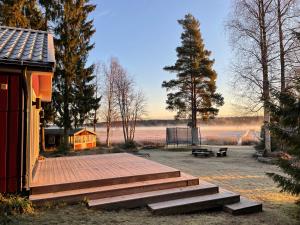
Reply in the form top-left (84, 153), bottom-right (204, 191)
top-left (75, 136), bottom-right (81, 144)
top-left (48, 135), bottom-right (55, 144)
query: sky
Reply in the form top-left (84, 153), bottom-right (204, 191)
top-left (88, 0), bottom-right (234, 119)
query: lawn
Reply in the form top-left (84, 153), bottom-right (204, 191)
top-left (8, 146), bottom-right (300, 225)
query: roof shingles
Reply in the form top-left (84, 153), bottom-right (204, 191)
top-left (0, 26), bottom-right (55, 70)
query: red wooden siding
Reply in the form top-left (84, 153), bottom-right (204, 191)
top-left (0, 75), bottom-right (8, 193)
top-left (0, 72), bottom-right (22, 193)
top-left (7, 75), bottom-right (21, 192)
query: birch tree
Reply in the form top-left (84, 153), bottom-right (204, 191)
top-left (114, 67), bottom-right (147, 143)
top-left (274, 0), bottom-right (299, 92)
top-left (227, 0), bottom-right (277, 154)
top-left (101, 58), bottom-right (120, 147)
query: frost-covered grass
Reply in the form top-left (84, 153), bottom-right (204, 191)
top-left (10, 147), bottom-right (300, 225)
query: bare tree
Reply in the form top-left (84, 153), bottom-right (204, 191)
top-left (114, 67), bottom-right (147, 143)
top-left (101, 58), bottom-right (120, 147)
top-left (274, 0), bottom-right (299, 92)
top-left (226, 0), bottom-right (278, 153)
top-left (129, 90), bottom-right (147, 141)
top-left (93, 62), bottom-right (102, 132)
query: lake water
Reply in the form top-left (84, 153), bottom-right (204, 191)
top-left (94, 124), bottom-right (261, 145)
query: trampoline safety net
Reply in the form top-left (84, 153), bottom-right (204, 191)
top-left (166, 127), bottom-right (199, 146)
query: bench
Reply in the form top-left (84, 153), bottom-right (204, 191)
top-left (216, 148), bottom-right (228, 157)
top-left (192, 148), bottom-right (214, 157)
top-left (132, 152), bottom-right (151, 158)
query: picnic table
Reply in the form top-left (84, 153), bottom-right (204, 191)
top-left (192, 148), bottom-right (214, 157)
top-left (216, 148), bottom-right (228, 157)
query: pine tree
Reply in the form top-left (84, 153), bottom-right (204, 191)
top-left (52, 0), bottom-right (83, 147)
top-left (72, 1), bottom-right (100, 128)
top-left (267, 76), bottom-right (300, 203)
top-left (0, 0), bottom-right (46, 30)
top-left (163, 14), bottom-right (224, 142)
top-left (51, 0), bottom-right (98, 148)
top-left (0, 0), bottom-right (28, 27)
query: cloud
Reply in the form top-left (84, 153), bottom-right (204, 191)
top-left (94, 9), bottom-right (112, 19)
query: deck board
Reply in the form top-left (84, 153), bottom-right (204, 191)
top-left (31, 153), bottom-right (181, 189)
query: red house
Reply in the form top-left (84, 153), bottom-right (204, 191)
top-left (0, 26), bottom-right (55, 193)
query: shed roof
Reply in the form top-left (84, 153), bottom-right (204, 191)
top-left (0, 26), bottom-right (55, 71)
top-left (45, 128), bottom-right (96, 136)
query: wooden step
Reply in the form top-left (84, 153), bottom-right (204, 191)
top-left (30, 173), bottom-right (199, 205)
top-left (148, 189), bottom-right (240, 215)
top-left (223, 197), bottom-right (262, 215)
top-left (31, 170), bottom-right (181, 195)
top-left (88, 181), bottom-right (218, 210)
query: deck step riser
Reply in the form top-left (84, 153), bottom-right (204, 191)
top-left (224, 204), bottom-right (262, 215)
top-left (31, 178), bottom-right (199, 205)
top-left (149, 195), bottom-right (240, 215)
top-left (31, 171), bottom-right (181, 195)
top-left (223, 197), bottom-right (263, 215)
top-left (89, 186), bottom-right (219, 210)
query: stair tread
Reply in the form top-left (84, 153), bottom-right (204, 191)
top-left (148, 189), bottom-right (239, 210)
top-left (88, 181), bottom-right (218, 207)
top-left (224, 197), bottom-right (262, 211)
top-left (29, 173), bottom-right (198, 201)
top-left (30, 170), bottom-right (181, 189)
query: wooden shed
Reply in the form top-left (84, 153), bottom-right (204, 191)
top-left (0, 26), bottom-right (55, 193)
top-left (45, 128), bottom-right (97, 150)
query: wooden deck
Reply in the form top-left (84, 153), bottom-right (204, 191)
top-left (29, 153), bottom-right (262, 215)
top-left (31, 153), bottom-right (181, 193)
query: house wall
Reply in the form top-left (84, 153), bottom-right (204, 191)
top-left (0, 72), bottom-right (23, 193)
top-left (30, 90), bottom-right (40, 175)
top-left (0, 69), bottom-right (52, 192)
top-left (25, 72), bottom-right (41, 189)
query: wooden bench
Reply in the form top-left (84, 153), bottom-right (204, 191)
top-left (192, 148), bottom-right (214, 157)
top-left (132, 152), bottom-right (151, 158)
top-left (216, 148), bottom-right (228, 157)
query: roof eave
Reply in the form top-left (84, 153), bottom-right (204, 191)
top-left (0, 60), bottom-right (55, 72)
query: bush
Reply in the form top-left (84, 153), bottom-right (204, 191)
top-left (121, 140), bottom-right (139, 150)
top-left (241, 139), bottom-right (259, 145)
top-left (0, 194), bottom-right (34, 217)
top-left (57, 142), bottom-right (71, 155)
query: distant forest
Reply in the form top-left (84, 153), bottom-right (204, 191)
top-left (96, 116), bottom-right (263, 128)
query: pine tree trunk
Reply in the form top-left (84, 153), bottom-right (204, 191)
top-left (191, 77), bottom-right (198, 145)
top-left (63, 75), bottom-right (70, 149)
top-left (93, 110), bottom-right (97, 132)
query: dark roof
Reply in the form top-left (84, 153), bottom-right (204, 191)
top-left (0, 26), bottom-right (55, 71)
top-left (45, 128), bottom-right (96, 136)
